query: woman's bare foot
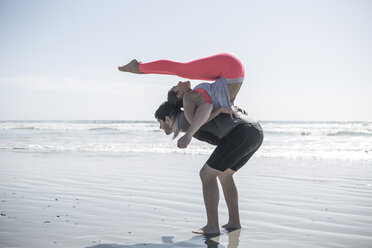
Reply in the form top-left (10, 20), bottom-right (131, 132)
top-left (221, 223), bottom-right (241, 230)
top-left (118, 59), bottom-right (143, 74)
top-left (192, 225), bottom-right (220, 235)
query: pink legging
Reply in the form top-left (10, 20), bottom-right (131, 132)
top-left (139, 53), bottom-right (245, 81)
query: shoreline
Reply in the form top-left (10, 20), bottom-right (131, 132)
top-left (1, 151), bottom-right (371, 248)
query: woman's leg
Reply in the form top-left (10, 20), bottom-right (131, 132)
top-left (118, 59), bottom-right (143, 74)
top-left (138, 53), bottom-right (245, 81)
top-left (228, 83), bottom-right (243, 101)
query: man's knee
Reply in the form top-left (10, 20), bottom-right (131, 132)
top-left (199, 164), bottom-right (219, 182)
top-left (218, 169), bottom-right (235, 185)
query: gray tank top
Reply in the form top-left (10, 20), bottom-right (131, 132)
top-left (193, 77), bottom-right (238, 110)
top-left (178, 111), bottom-right (257, 140)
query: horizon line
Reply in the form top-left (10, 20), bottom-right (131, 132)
top-left (0, 119), bottom-right (371, 123)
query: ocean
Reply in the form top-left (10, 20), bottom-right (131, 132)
top-left (1, 120), bottom-right (372, 247)
top-left (0, 120), bottom-right (371, 161)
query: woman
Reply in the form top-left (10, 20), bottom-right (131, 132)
top-left (118, 53), bottom-right (245, 149)
top-left (155, 101), bottom-right (263, 235)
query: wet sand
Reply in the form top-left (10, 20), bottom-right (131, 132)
top-left (0, 150), bottom-right (371, 248)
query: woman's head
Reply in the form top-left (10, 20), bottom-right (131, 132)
top-left (167, 81), bottom-right (192, 107)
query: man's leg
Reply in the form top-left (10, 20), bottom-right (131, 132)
top-left (195, 163), bottom-right (221, 234)
top-left (218, 169), bottom-right (241, 230)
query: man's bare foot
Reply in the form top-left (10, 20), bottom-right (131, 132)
top-left (118, 59), bottom-right (143, 74)
top-left (192, 226), bottom-right (220, 235)
top-left (221, 223), bottom-right (241, 230)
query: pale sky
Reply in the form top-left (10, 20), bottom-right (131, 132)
top-left (0, 0), bottom-right (371, 121)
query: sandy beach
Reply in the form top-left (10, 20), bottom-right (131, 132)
top-left (0, 150), bottom-right (371, 248)
top-left (1, 0), bottom-right (371, 246)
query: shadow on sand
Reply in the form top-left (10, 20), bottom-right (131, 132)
top-left (85, 229), bottom-right (241, 248)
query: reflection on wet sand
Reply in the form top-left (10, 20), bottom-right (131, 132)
top-left (86, 229), bottom-right (241, 248)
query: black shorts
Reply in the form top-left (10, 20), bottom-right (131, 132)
top-left (206, 122), bottom-right (263, 172)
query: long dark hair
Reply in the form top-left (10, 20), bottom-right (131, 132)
top-left (167, 90), bottom-right (183, 108)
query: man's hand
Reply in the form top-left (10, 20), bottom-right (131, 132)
top-left (177, 134), bottom-right (192, 148)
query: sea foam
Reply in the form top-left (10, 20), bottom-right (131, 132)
top-left (0, 121), bottom-right (371, 161)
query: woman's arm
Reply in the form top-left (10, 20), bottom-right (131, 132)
top-left (207, 108), bottom-right (224, 123)
top-left (183, 93), bottom-right (198, 125)
top-left (179, 91), bottom-right (240, 148)
top-left (177, 103), bottom-right (212, 148)
top-left (183, 92), bottom-right (223, 125)
top-left (177, 93), bottom-right (213, 148)
top-left (185, 103), bottom-right (213, 138)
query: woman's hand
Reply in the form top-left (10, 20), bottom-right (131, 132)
top-left (219, 107), bottom-right (238, 119)
top-left (177, 134), bottom-right (192, 148)
top-left (235, 106), bottom-right (248, 115)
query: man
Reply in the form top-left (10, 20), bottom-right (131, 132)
top-left (155, 102), bottom-right (263, 235)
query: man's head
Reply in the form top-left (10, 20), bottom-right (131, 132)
top-left (155, 101), bottom-right (181, 135)
top-left (167, 81), bottom-right (192, 107)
